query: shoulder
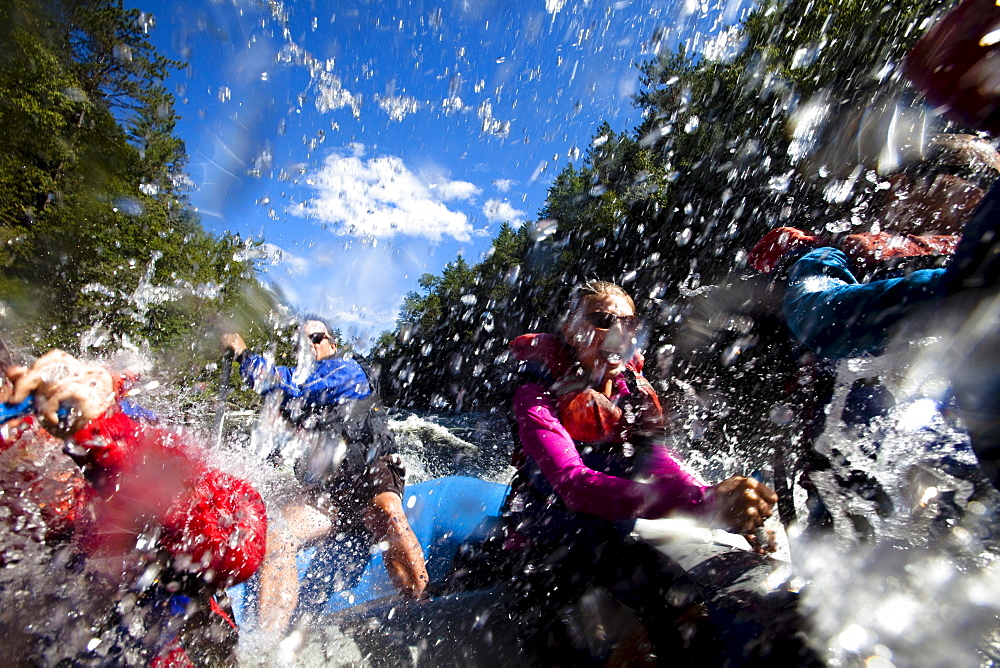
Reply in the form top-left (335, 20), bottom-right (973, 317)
top-left (314, 356), bottom-right (365, 380)
top-left (510, 333), bottom-right (574, 378)
top-left (324, 355), bottom-right (367, 376)
top-left (314, 356), bottom-right (372, 395)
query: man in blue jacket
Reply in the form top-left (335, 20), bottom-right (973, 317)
top-left (783, 181), bottom-right (1000, 488)
top-left (223, 319), bottom-right (428, 637)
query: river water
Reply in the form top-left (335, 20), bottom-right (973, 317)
top-left (206, 386), bottom-right (1000, 666)
top-left (0, 371), bottom-right (999, 665)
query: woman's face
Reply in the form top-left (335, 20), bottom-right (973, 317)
top-left (562, 292), bottom-right (639, 383)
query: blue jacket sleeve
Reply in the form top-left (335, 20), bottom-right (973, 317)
top-left (238, 354), bottom-right (372, 405)
top-left (784, 248), bottom-right (947, 359)
top-left (238, 353), bottom-right (297, 395)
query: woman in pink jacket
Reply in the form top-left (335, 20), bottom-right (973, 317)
top-left (503, 280), bottom-right (776, 664)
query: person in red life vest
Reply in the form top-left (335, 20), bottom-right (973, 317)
top-left (748, 135), bottom-right (998, 279)
top-left (904, 0), bottom-right (1000, 136)
top-left (502, 280), bottom-right (777, 664)
top-left (898, 0), bottom-right (1000, 488)
top-left (0, 350), bottom-right (267, 666)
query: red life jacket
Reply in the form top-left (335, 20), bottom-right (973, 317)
top-left (69, 411), bottom-right (267, 587)
top-left (748, 226), bottom-right (960, 275)
top-left (510, 333), bottom-right (665, 444)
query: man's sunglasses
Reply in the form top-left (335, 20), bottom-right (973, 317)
top-left (308, 332), bottom-right (329, 344)
top-left (583, 312), bottom-right (639, 330)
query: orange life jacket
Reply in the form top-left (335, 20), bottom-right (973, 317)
top-left (510, 333), bottom-right (665, 444)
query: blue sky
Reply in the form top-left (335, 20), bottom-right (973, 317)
top-left (131, 0), bottom-right (750, 346)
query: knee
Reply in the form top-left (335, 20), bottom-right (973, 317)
top-left (265, 526), bottom-right (299, 559)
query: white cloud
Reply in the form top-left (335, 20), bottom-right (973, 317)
top-left (327, 300), bottom-right (400, 332)
top-left (493, 178), bottom-right (515, 192)
top-left (432, 180), bottom-right (481, 201)
top-left (483, 198), bottom-right (527, 225)
top-left (300, 149), bottom-right (475, 241)
top-left (277, 239), bottom-right (430, 348)
top-left (260, 242), bottom-right (310, 276)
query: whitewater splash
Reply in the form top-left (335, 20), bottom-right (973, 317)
top-left (3, 373), bottom-right (1000, 665)
top-left (780, 333), bottom-right (1000, 666)
top-left (389, 410), bottom-right (515, 485)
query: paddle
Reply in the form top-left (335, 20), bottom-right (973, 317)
top-left (212, 349), bottom-right (234, 448)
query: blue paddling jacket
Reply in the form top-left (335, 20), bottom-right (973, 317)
top-left (238, 352), bottom-right (397, 493)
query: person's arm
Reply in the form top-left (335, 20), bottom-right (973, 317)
top-left (221, 331), bottom-right (299, 394)
top-left (237, 352), bottom-right (297, 394)
top-left (514, 382), bottom-right (706, 520)
top-left (784, 247), bottom-right (947, 359)
top-left (516, 383), bottom-right (777, 531)
top-left (364, 491), bottom-right (429, 600)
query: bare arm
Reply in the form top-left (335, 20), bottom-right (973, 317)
top-left (364, 491), bottom-right (429, 600)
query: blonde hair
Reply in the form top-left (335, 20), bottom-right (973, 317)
top-left (565, 280), bottom-right (636, 318)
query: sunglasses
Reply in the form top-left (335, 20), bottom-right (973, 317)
top-left (307, 332), bottom-right (329, 344)
top-left (583, 312), bottom-right (639, 330)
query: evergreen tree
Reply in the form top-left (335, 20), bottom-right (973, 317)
top-left (0, 0), bottom-right (265, 366)
top-left (373, 0), bottom-right (966, 415)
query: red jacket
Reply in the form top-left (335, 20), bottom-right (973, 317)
top-left (3, 410), bottom-right (266, 587)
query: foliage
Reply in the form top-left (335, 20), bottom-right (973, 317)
top-left (375, 0), bottom-right (961, 417)
top-left (0, 0), bottom-right (292, 430)
top-left (0, 0), bottom-right (269, 370)
top-left (372, 223), bottom-right (533, 409)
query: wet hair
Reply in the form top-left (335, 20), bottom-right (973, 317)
top-left (300, 314), bottom-right (334, 336)
top-left (894, 134), bottom-right (1000, 190)
top-left (565, 280), bottom-right (636, 318)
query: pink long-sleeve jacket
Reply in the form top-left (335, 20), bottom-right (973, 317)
top-left (505, 333), bottom-right (708, 537)
top-left (513, 381), bottom-right (707, 520)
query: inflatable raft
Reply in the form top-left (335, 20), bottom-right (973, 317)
top-left (229, 476), bottom-right (815, 665)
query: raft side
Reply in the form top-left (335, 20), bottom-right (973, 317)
top-left (228, 476), bottom-right (510, 625)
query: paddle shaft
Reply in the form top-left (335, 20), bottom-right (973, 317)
top-left (212, 349), bottom-right (235, 448)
